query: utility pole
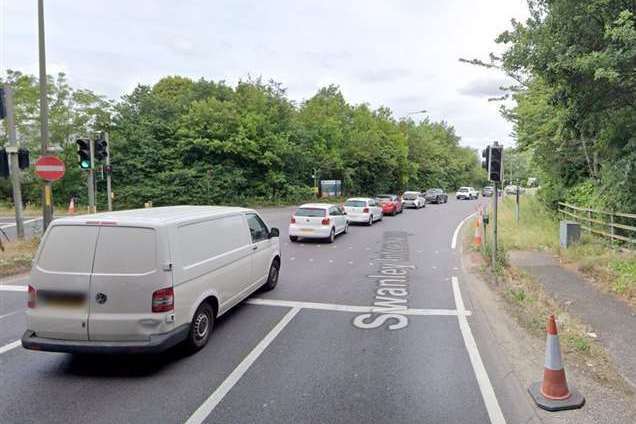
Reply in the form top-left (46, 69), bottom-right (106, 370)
top-left (88, 137), bottom-right (96, 213)
top-left (105, 133), bottom-right (112, 211)
top-left (515, 183), bottom-right (520, 224)
top-left (38, 0), bottom-right (53, 229)
top-left (4, 85), bottom-right (25, 239)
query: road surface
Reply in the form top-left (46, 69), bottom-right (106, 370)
top-left (0, 197), bottom-right (522, 424)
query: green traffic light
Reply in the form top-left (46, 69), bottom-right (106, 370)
top-left (80, 159), bottom-right (91, 169)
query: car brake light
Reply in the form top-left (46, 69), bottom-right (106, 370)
top-left (321, 217), bottom-right (330, 225)
top-left (152, 287), bottom-right (174, 312)
top-left (27, 285), bottom-right (36, 308)
top-left (363, 207), bottom-right (369, 213)
top-left (291, 216), bottom-right (296, 224)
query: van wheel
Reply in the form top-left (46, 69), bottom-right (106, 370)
top-left (289, 235), bottom-right (298, 242)
top-left (262, 259), bottom-right (280, 291)
top-left (186, 302), bottom-right (214, 352)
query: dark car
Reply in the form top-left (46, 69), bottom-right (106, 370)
top-left (424, 188), bottom-right (448, 204)
top-left (482, 186), bottom-right (494, 197)
top-left (376, 194), bottom-right (403, 215)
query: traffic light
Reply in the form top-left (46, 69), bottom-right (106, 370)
top-left (489, 145), bottom-right (503, 182)
top-left (0, 148), bottom-right (9, 178)
top-left (0, 88), bottom-right (6, 120)
top-left (76, 138), bottom-right (92, 169)
top-left (17, 148), bottom-right (29, 170)
top-left (94, 135), bottom-right (108, 162)
top-left (481, 146), bottom-right (490, 172)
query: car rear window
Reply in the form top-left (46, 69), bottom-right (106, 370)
top-left (93, 227), bottom-right (157, 274)
top-left (37, 225), bottom-right (99, 273)
top-left (402, 193), bottom-right (417, 200)
top-left (344, 200), bottom-right (366, 207)
top-left (294, 208), bottom-right (326, 217)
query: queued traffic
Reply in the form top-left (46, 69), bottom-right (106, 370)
top-left (288, 188), bottom-right (458, 243)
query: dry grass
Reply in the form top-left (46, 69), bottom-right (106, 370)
top-left (0, 238), bottom-right (39, 278)
top-left (466, 227), bottom-right (631, 391)
top-left (493, 195), bottom-right (636, 306)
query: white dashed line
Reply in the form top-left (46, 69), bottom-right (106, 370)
top-left (0, 310), bottom-right (23, 320)
top-left (290, 257), bottom-right (296, 261)
top-left (309, 258), bottom-right (314, 262)
top-left (0, 285), bottom-right (28, 292)
top-left (452, 276), bottom-right (506, 424)
top-left (0, 340), bottom-right (21, 355)
top-left (348, 261), bottom-right (353, 265)
top-left (185, 307), bottom-right (301, 424)
top-left (328, 259), bottom-right (334, 263)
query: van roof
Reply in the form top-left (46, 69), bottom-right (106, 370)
top-left (52, 206), bottom-right (253, 227)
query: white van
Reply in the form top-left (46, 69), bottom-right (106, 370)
top-left (21, 206), bottom-right (280, 354)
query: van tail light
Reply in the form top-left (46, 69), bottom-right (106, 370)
top-left (152, 287), bottom-right (174, 312)
top-left (27, 285), bottom-right (36, 308)
top-left (321, 217), bottom-right (330, 225)
top-left (363, 207), bottom-right (369, 213)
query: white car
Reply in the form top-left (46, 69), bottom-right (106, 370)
top-left (401, 191), bottom-right (426, 209)
top-left (22, 206), bottom-right (280, 354)
top-left (456, 187), bottom-right (478, 200)
top-left (343, 197), bottom-right (383, 225)
top-left (288, 203), bottom-right (348, 243)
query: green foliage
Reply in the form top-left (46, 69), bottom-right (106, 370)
top-left (2, 72), bottom-right (485, 209)
top-left (494, 1), bottom-right (636, 213)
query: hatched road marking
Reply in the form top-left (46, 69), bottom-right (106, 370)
top-left (0, 340), bottom-right (21, 355)
top-left (0, 285), bottom-right (28, 292)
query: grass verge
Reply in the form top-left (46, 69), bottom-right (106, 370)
top-left (465, 227), bottom-right (630, 391)
top-left (0, 237), bottom-right (39, 278)
top-left (492, 194), bottom-right (635, 306)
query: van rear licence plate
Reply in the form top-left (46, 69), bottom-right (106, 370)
top-left (38, 290), bottom-right (86, 308)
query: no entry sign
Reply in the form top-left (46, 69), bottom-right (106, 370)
top-left (35, 155), bottom-right (65, 182)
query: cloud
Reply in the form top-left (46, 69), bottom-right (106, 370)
top-left (356, 68), bottom-right (411, 84)
top-left (458, 78), bottom-right (508, 98)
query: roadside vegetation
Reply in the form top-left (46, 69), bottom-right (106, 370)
top-left (0, 71), bottom-right (486, 211)
top-left (0, 237), bottom-right (38, 278)
top-left (486, 195), bottom-right (635, 306)
top-left (467, 215), bottom-right (630, 390)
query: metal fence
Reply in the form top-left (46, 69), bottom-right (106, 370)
top-left (558, 202), bottom-right (636, 246)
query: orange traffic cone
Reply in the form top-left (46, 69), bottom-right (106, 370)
top-left (528, 315), bottom-right (585, 411)
top-left (68, 198), bottom-right (76, 215)
top-left (473, 225), bottom-right (481, 247)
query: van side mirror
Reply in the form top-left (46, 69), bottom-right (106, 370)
top-left (269, 227), bottom-right (280, 238)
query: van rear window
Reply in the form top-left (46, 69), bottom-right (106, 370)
top-left (93, 227), bottom-right (157, 274)
top-left (37, 225), bottom-right (99, 273)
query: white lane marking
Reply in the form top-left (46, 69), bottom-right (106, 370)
top-left (0, 285), bottom-right (28, 292)
top-left (347, 261), bottom-right (353, 265)
top-left (247, 298), bottom-right (470, 317)
top-left (0, 310), bottom-right (23, 320)
top-left (290, 257), bottom-right (295, 261)
top-left (185, 307), bottom-right (301, 424)
top-left (452, 276), bottom-right (506, 424)
top-left (328, 259), bottom-right (334, 263)
top-left (0, 217), bottom-right (40, 230)
top-left (0, 340), bottom-right (21, 355)
top-left (451, 212), bottom-right (477, 249)
top-left (309, 258), bottom-right (314, 262)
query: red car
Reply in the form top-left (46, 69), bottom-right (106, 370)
top-left (376, 194), bottom-right (403, 216)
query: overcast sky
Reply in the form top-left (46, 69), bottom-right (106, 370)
top-left (1, 0), bottom-right (529, 149)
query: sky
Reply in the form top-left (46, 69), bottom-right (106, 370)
top-left (1, 0), bottom-right (530, 149)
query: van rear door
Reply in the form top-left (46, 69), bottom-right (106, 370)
top-left (29, 225), bottom-right (98, 341)
top-left (88, 226), bottom-right (165, 341)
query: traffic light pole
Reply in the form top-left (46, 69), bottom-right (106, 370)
top-left (492, 183), bottom-right (498, 270)
top-left (4, 85), bottom-right (25, 239)
top-left (88, 138), bottom-right (96, 214)
top-left (38, 0), bottom-right (53, 230)
top-left (105, 133), bottom-right (112, 211)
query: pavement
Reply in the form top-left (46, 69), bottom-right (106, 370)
top-left (510, 250), bottom-right (636, 389)
top-left (0, 198), bottom-right (546, 423)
